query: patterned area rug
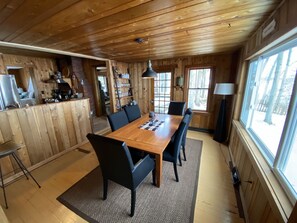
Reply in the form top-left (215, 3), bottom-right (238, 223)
top-left (57, 139), bottom-right (202, 223)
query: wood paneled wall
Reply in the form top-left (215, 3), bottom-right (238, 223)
top-left (229, 1), bottom-right (297, 222)
top-left (82, 58), bottom-right (106, 116)
top-left (0, 99), bottom-right (91, 183)
top-left (0, 54), bottom-right (58, 101)
top-left (128, 53), bottom-right (238, 130)
top-left (229, 122), bottom-right (290, 222)
top-left (108, 60), bottom-right (130, 113)
top-left (244, 0), bottom-right (297, 59)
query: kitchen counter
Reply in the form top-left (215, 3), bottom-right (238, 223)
top-left (0, 98), bottom-right (92, 183)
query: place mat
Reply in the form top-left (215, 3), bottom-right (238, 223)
top-left (57, 139), bottom-right (202, 223)
top-left (139, 119), bottom-right (164, 131)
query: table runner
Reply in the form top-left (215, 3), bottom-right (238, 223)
top-left (139, 119), bottom-right (164, 131)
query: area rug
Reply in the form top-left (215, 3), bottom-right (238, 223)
top-left (57, 139), bottom-right (202, 223)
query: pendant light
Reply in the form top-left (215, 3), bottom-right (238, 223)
top-left (141, 38), bottom-right (157, 79)
top-left (142, 59), bottom-right (157, 79)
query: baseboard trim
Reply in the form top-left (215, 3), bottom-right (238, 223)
top-left (188, 127), bottom-right (214, 134)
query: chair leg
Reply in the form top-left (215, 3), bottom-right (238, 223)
top-left (183, 145), bottom-right (187, 161)
top-left (103, 178), bottom-right (108, 200)
top-left (152, 169), bottom-right (156, 186)
top-left (130, 190), bottom-right (136, 217)
top-left (0, 163), bottom-right (8, 209)
top-left (173, 163), bottom-right (179, 182)
top-left (12, 152), bottom-right (41, 188)
top-left (179, 153), bottom-right (182, 166)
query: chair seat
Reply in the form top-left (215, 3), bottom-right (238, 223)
top-left (0, 141), bottom-right (22, 158)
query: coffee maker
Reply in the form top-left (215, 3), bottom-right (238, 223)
top-left (52, 82), bottom-right (72, 101)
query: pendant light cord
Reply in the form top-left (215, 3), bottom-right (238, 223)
top-left (148, 37), bottom-right (150, 61)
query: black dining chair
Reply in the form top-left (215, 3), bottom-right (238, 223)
top-left (108, 109), bottom-right (145, 161)
top-left (181, 108), bottom-right (193, 162)
top-left (86, 133), bottom-right (155, 217)
top-left (107, 110), bottom-right (129, 131)
top-left (124, 104), bottom-right (141, 122)
top-left (168, 101), bottom-right (186, 116)
top-left (163, 114), bottom-right (189, 182)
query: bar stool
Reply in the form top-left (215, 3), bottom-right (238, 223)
top-left (0, 141), bottom-right (41, 208)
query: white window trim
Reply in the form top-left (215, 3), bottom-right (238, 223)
top-left (186, 67), bottom-right (212, 112)
top-left (240, 37), bottom-right (297, 204)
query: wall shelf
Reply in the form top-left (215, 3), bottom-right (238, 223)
top-left (112, 66), bottom-right (133, 111)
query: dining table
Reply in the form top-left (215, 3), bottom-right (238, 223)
top-left (106, 113), bottom-right (183, 187)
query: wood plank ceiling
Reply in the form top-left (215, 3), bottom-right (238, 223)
top-left (0, 0), bottom-right (281, 62)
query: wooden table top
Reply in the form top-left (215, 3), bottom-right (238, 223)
top-left (106, 113), bottom-right (183, 155)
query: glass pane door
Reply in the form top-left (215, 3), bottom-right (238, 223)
top-left (154, 72), bottom-right (172, 114)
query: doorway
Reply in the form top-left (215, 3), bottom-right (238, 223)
top-left (6, 66), bottom-right (37, 107)
top-left (153, 71), bottom-right (172, 113)
top-left (90, 66), bottom-right (111, 133)
top-left (97, 71), bottom-right (110, 116)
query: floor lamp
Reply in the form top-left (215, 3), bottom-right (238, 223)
top-left (213, 83), bottom-right (234, 143)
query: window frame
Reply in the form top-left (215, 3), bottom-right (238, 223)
top-left (240, 37), bottom-right (297, 204)
top-left (185, 66), bottom-right (213, 112)
top-left (153, 67), bottom-right (174, 114)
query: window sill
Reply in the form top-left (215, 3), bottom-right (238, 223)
top-left (232, 120), bottom-right (293, 222)
top-left (192, 110), bottom-right (211, 115)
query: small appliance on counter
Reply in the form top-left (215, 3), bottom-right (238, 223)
top-left (51, 82), bottom-right (73, 101)
top-left (0, 74), bottom-right (20, 110)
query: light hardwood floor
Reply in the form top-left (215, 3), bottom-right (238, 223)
top-left (1, 131), bottom-right (244, 223)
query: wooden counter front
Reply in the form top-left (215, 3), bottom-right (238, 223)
top-left (0, 98), bottom-right (92, 183)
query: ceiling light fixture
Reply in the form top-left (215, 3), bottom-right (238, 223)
top-left (142, 59), bottom-right (157, 79)
top-left (135, 38), bottom-right (157, 79)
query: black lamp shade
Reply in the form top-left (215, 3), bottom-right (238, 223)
top-left (142, 60), bottom-right (157, 79)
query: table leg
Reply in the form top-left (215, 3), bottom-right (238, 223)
top-left (155, 153), bottom-right (162, 187)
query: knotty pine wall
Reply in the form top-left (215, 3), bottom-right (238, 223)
top-left (229, 0), bottom-right (297, 222)
top-left (0, 99), bottom-right (91, 183)
top-left (107, 60), bottom-right (131, 113)
top-left (128, 52), bottom-right (239, 131)
top-left (230, 124), bottom-right (284, 223)
top-left (81, 58), bottom-right (107, 116)
top-left (244, 0), bottom-right (297, 59)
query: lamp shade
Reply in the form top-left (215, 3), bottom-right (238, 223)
top-left (176, 76), bottom-right (184, 87)
top-left (214, 83), bottom-right (234, 95)
top-left (142, 60), bottom-right (157, 79)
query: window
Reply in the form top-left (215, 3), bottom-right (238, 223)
top-left (187, 68), bottom-right (211, 111)
top-left (240, 38), bottom-right (297, 203)
top-left (154, 72), bottom-right (172, 114)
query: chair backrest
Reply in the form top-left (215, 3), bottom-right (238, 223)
top-left (124, 104), bottom-right (141, 122)
top-left (107, 110), bottom-right (129, 131)
top-left (182, 108), bottom-right (193, 145)
top-left (168, 101), bottom-right (186, 116)
top-left (170, 114), bottom-right (189, 159)
top-left (86, 134), bottom-right (134, 189)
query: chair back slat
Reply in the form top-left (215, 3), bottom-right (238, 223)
top-left (107, 110), bottom-right (129, 131)
top-left (124, 105), bottom-right (141, 122)
top-left (182, 108), bottom-right (193, 145)
top-left (87, 134), bottom-right (134, 188)
top-left (173, 114), bottom-right (189, 158)
top-left (168, 101), bottom-right (186, 116)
